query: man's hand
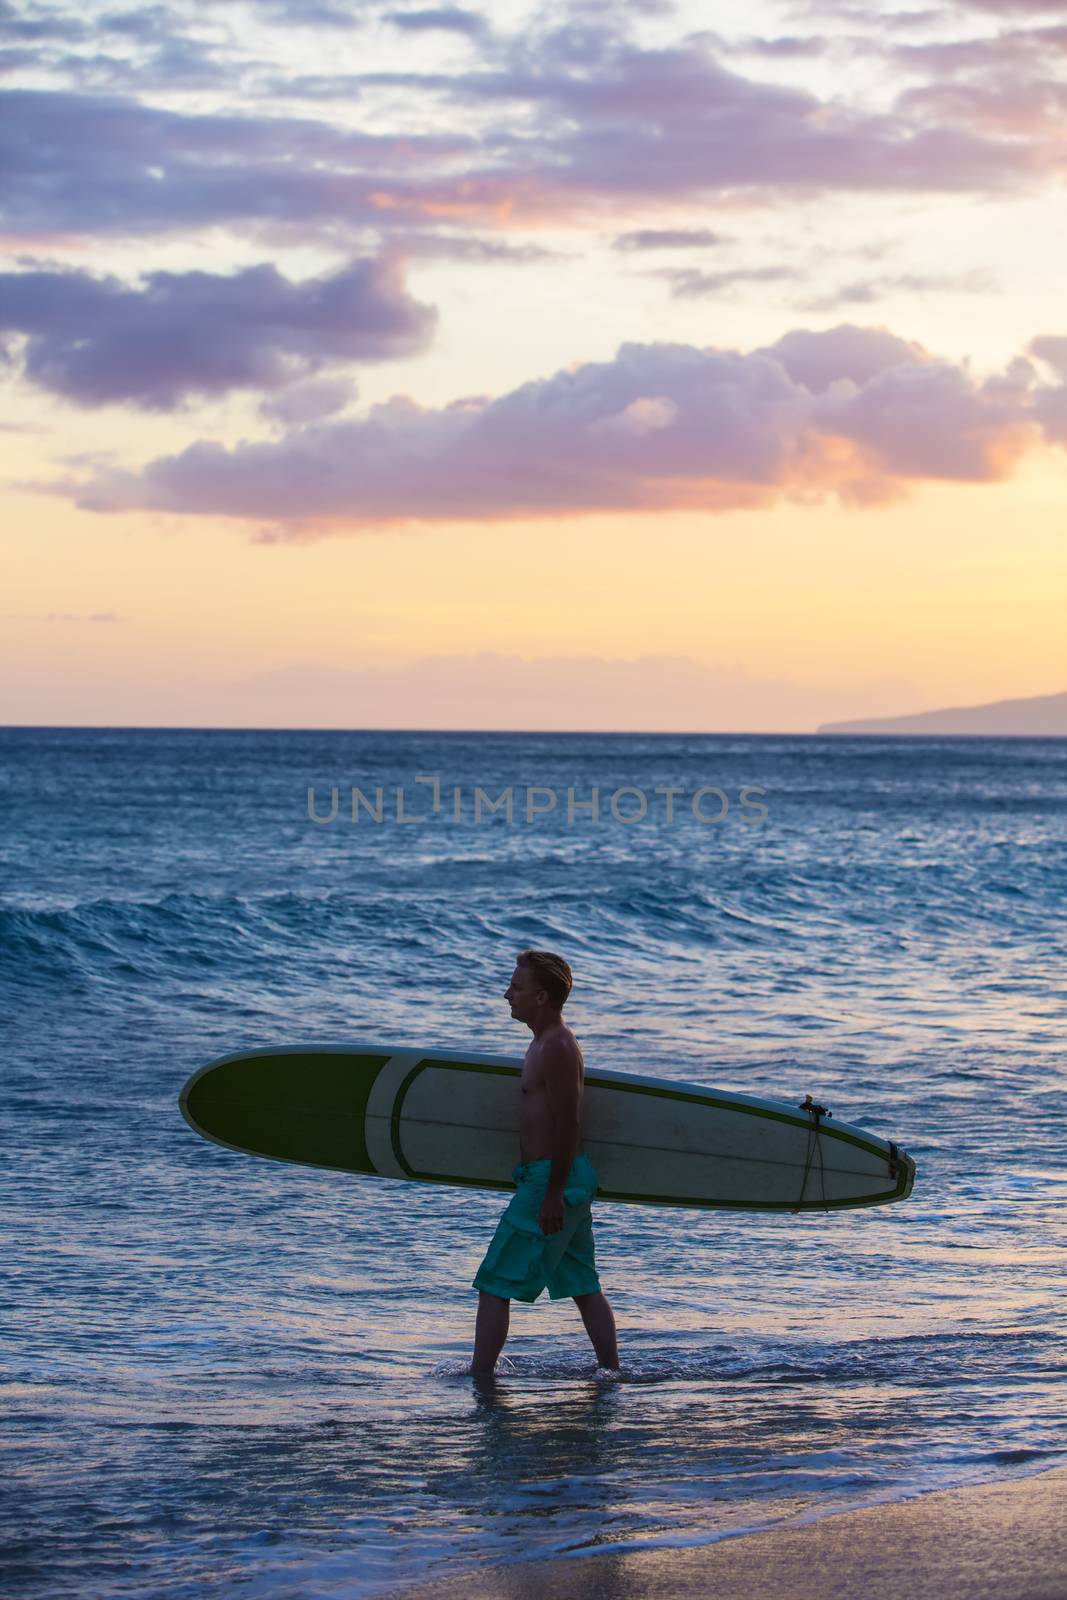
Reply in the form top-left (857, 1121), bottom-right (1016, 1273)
top-left (539, 1188), bottom-right (565, 1234)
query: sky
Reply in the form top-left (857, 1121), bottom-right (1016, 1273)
top-left (2, 0), bottom-right (1065, 731)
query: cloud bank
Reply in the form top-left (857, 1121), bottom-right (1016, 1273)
top-left (3, 19), bottom-right (1063, 248)
top-left (212, 651), bottom-right (923, 733)
top-left (64, 324), bottom-right (1067, 533)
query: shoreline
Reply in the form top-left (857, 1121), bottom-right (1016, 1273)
top-left (396, 1464), bottom-right (1067, 1600)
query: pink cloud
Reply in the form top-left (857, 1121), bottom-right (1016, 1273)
top-left (61, 324), bottom-right (1067, 533)
top-left (896, 77), bottom-right (1067, 138)
top-left (212, 652), bottom-right (924, 734)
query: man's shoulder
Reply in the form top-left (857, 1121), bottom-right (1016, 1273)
top-left (537, 1024), bottom-right (583, 1066)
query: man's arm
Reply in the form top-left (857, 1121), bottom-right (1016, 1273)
top-left (541, 1037), bottom-right (582, 1198)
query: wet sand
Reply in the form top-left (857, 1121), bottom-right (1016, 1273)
top-left (398, 1465), bottom-right (1067, 1600)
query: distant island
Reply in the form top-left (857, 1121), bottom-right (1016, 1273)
top-left (817, 690), bottom-right (1067, 736)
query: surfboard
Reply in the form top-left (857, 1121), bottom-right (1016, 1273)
top-left (179, 1043), bottom-right (915, 1212)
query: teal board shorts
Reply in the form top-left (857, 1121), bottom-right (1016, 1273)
top-left (473, 1153), bottom-right (602, 1303)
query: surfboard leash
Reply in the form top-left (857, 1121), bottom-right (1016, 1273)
top-left (794, 1094), bottom-right (830, 1212)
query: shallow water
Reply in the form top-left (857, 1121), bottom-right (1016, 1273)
top-left (2, 728), bottom-right (1065, 1597)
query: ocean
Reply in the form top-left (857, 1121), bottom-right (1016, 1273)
top-left (2, 727), bottom-right (1065, 1598)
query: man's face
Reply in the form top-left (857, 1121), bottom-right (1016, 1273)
top-left (504, 964), bottom-right (543, 1021)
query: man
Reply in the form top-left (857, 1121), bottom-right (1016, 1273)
top-left (470, 949), bottom-right (619, 1375)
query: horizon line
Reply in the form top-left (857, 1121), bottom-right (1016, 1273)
top-left (1, 722), bottom-right (1064, 740)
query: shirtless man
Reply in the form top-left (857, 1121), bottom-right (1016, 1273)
top-left (470, 949), bottom-right (619, 1375)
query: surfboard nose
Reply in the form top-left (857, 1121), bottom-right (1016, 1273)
top-left (888, 1142), bottom-right (917, 1201)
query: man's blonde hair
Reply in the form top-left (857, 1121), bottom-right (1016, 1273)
top-left (517, 949), bottom-right (573, 1010)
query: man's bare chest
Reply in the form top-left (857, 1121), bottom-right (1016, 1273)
top-left (519, 1048), bottom-right (585, 1102)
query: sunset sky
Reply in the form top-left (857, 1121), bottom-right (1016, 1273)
top-left (2, 0), bottom-right (1065, 730)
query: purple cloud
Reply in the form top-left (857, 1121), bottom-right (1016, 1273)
top-left (379, 230), bottom-right (560, 263)
top-left (657, 265), bottom-right (802, 299)
top-left (756, 326), bottom-right (928, 392)
top-left (1029, 337), bottom-right (1067, 443)
top-left (909, 81), bottom-right (1067, 138)
top-left (352, 31), bottom-right (1052, 207)
top-left (1, 21), bottom-right (1059, 249)
top-left (1030, 336), bottom-right (1067, 378)
top-left (811, 355), bottom-right (1037, 480)
top-left (960, 0), bottom-right (1067, 10)
top-left (879, 21), bottom-right (1067, 141)
top-left (384, 8), bottom-right (488, 36)
top-left (0, 88), bottom-right (476, 241)
top-left (0, 3), bottom-right (91, 43)
top-left (62, 324), bottom-right (1067, 532)
top-left (891, 25), bottom-right (1067, 76)
top-left (259, 375), bottom-right (357, 426)
top-left (613, 228), bottom-right (724, 250)
top-left (0, 254), bottom-right (435, 409)
top-left (797, 270), bottom-right (995, 312)
top-left (732, 36), bottom-right (827, 60)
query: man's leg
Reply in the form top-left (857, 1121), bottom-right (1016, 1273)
top-left (471, 1290), bottom-right (511, 1374)
top-left (573, 1291), bottom-right (619, 1369)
